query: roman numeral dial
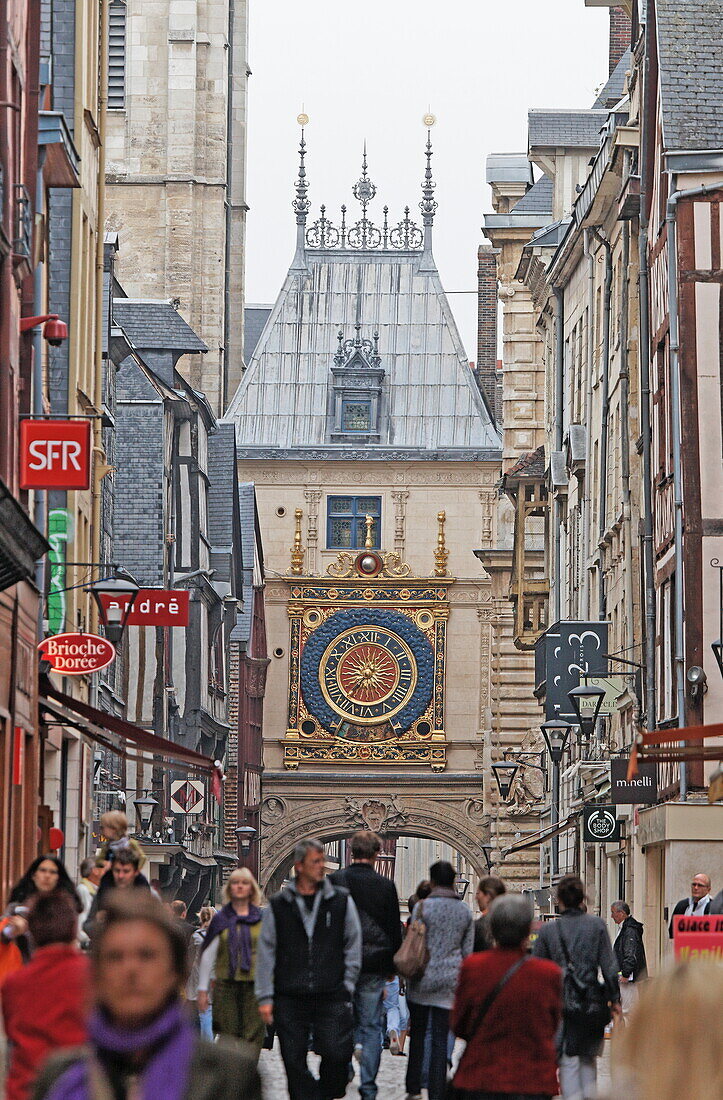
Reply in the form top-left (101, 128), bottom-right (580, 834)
top-left (320, 626), bottom-right (418, 724)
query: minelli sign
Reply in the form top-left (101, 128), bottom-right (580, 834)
top-left (98, 588), bottom-right (190, 627)
top-left (38, 632), bottom-right (116, 675)
top-left (20, 419), bottom-right (91, 490)
top-left (673, 915), bottom-right (723, 961)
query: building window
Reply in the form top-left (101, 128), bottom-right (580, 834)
top-left (108, 1), bottom-right (127, 110)
top-left (341, 399), bottom-right (372, 433)
top-left (327, 496), bottom-right (381, 549)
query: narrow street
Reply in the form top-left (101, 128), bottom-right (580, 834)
top-left (259, 1044), bottom-right (408, 1099)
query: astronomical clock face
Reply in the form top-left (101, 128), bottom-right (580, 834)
top-left (320, 626), bottom-right (417, 725)
top-left (300, 608), bottom-right (435, 741)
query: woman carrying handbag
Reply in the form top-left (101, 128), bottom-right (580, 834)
top-left (449, 895), bottom-right (562, 1100)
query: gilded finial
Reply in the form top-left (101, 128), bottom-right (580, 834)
top-left (364, 513), bottom-right (375, 550)
top-left (433, 510), bottom-right (449, 577)
top-left (290, 508), bottom-right (305, 575)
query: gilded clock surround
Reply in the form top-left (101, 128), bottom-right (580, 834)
top-left (284, 517), bottom-right (451, 771)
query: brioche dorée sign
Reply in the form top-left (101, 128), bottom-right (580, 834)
top-left (98, 588), bottom-right (190, 627)
top-left (38, 632), bottom-right (116, 675)
top-left (20, 419), bottom-right (91, 490)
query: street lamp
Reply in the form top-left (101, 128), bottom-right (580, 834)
top-left (456, 875), bottom-right (471, 900)
top-left (235, 826), bottom-right (257, 854)
top-left (86, 569), bottom-right (140, 644)
top-left (491, 761), bottom-right (520, 801)
top-left (133, 792), bottom-right (159, 839)
top-left (540, 719), bottom-right (573, 764)
top-left (568, 684), bottom-right (606, 741)
top-left (540, 719), bottom-right (573, 879)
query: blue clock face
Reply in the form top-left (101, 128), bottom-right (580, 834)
top-left (300, 608), bottom-right (434, 736)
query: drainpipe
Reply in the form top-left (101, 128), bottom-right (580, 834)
top-left (619, 217), bottom-right (635, 666)
top-left (222, 0), bottom-right (236, 412)
top-left (638, 9), bottom-right (657, 732)
top-left (582, 229), bottom-right (596, 618)
top-left (666, 178), bottom-right (723, 800)
top-left (553, 287), bottom-right (564, 623)
top-left (592, 230), bottom-right (612, 622)
top-left (33, 148), bottom-right (47, 637)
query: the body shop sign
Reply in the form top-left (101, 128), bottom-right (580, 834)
top-left (38, 632), bottom-right (116, 675)
top-left (98, 588), bottom-right (189, 627)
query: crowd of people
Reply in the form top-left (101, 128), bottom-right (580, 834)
top-left (0, 820), bottom-right (721, 1100)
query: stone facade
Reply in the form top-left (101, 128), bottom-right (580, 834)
top-left (105, 0), bottom-right (249, 414)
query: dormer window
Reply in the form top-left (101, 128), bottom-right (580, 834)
top-left (328, 324), bottom-right (385, 443)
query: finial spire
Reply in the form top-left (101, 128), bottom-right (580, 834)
top-left (364, 513), bottom-right (375, 550)
top-left (292, 116), bottom-right (311, 265)
top-left (420, 114), bottom-right (438, 255)
top-left (290, 508), bottom-right (305, 575)
top-left (433, 509), bottom-right (449, 577)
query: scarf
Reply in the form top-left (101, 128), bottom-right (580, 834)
top-left (47, 1001), bottom-right (195, 1100)
top-left (201, 902), bottom-right (261, 977)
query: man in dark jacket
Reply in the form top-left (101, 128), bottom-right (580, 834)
top-left (668, 871), bottom-right (712, 938)
top-left (611, 901), bottom-right (647, 1017)
top-left (83, 847), bottom-right (151, 940)
top-left (255, 838), bottom-right (362, 1100)
top-left (329, 831), bottom-right (402, 1100)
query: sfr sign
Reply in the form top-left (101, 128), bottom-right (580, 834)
top-left (20, 419), bottom-right (91, 490)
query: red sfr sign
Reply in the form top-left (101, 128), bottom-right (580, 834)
top-left (38, 632), bottom-right (116, 675)
top-left (20, 419), bottom-right (91, 490)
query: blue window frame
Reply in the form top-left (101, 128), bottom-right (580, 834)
top-left (327, 495), bottom-right (381, 549)
top-left (341, 398), bottom-right (372, 433)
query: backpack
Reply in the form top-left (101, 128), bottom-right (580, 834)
top-left (556, 922), bottom-right (611, 1033)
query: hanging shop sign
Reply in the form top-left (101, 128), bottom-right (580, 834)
top-left (610, 758), bottom-right (658, 804)
top-left (170, 779), bottom-right (205, 815)
top-left (20, 419), bottom-right (91, 490)
top-left (583, 803), bottom-right (621, 844)
top-left (673, 914), bottom-right (723, 961)
top-left (38, 632), bottom-right (116, 675)
top-left (98, 588), bottom-right (190, 627)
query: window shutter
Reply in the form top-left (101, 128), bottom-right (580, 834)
top-left (108, 2), bottom-right (126, 110)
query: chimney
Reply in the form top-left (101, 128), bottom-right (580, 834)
top-left (476, 245), bottom-right (501, 424)
top-left (609, 6), bottom-right (630, 74)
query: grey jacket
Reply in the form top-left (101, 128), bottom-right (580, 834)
top-left (709, 889), bottom-right (723, 915)
top-left (532, 908), bottom-right (620, 1003)
top-left (254, 876), bottom-right (362, 1005)
top-left (407, 891), bottom-right (474, 1009)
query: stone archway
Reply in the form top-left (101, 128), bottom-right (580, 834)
top-left (259, 783), bottom-right (492, 893)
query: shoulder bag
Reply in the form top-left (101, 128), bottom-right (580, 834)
top-left (446, 955), bottom-right (528, 1099)
top-left (556, 922), bottom-right (611, 1033)
top-left (393, 900), bottom-right (430, 980)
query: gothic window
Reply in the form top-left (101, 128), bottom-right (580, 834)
top-left (327, 495), bottom-right (381, 549)
top-left (341, 398), bottom-right (372, 433)
top-left (108, 1), bottom-right (127, 110)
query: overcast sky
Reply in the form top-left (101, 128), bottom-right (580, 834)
top-left (245, 1), bottom-right (610, 359)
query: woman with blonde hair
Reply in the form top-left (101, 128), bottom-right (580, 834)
top-left (197, 868), bottom-right (264, 1056)
top-left (611, 959), bottom-right (723, 1100)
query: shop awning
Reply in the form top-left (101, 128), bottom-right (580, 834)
top-left (0, 478), bottom-right (51, 591)
top-left (500, 813), bottom-right (579, 857)
top-left (40, 684), bottom-right (214, 776)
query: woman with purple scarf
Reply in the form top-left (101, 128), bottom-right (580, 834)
top-left (32, 893), bottom-right (261, 1100)
top-left (197, 867), bottom-right (265, 1057)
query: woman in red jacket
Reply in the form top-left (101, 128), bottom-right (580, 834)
top-left (450, 894), bottom-right (562, 1100)
top-left (1, 891), bottom-right (88, 1100)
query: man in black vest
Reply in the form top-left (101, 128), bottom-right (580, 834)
top-left (256, 838), bottom-right (362, 1099)
top-left (329, 830), bottom-right (402, 1100)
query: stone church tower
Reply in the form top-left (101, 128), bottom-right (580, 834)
top-left (226, 130), bottom-right (545, 893)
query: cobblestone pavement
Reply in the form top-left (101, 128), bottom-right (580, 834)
top-left (259, 1043), bottom-right (409, 1099)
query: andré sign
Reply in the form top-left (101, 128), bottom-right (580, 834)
top-left (98, 588), bottom-right (190, 627)
top-left (38, 632), bottom-right (116, 675)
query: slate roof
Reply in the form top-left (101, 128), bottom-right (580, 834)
top-left (528, 110), bottom-right (606, 149)
top-left (512, 175), bottom-right (553, 215)
top-left (231, 482), bottom-right (258, 645)
top-left (593, 49), bottom-right (632, 109)
top-left (207, 423), bottom-right (237, 556)
top-left (656, 0), bottom-right (723, 151)
top-left (227, 252), bottom-right (500, 455)
top-left (112, 300), bottom-right (208, 354)
top-left (244, 305), bottom-right (273, 363)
